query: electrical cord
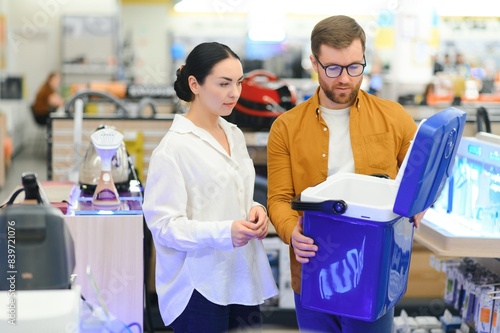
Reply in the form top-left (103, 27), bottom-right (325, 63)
top-left (120, 322), bottom-right (142, 333)
top-left (81, 294), bottom-right (137, 333)
top-left (107, 323), bottom-right (132, 333)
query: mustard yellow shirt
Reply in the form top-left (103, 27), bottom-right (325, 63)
top-left (267, 88), bottom-right (417, 294)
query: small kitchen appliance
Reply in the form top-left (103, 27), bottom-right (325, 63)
top-left (90, 127), bottom-right (124, 209)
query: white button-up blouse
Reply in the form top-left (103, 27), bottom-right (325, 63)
top-left (143, 114), bottom-right (278, 326)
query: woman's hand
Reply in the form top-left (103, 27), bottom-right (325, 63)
top-left (231, 206), bottom-right (269, 247)
top-left (248, 206), bottom-right (269, 239)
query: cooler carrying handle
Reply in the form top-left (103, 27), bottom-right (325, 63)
top-left (290, 195), bottom-right (348, 215)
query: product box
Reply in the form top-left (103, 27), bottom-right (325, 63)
top-left (292, 107), bottom-right (467, 321)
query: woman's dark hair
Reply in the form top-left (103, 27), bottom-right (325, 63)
top-left (174, 42), bottom-right (240, 102)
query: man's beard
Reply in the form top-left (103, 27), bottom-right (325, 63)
top-left (320, 80), bottom-right (361, 106)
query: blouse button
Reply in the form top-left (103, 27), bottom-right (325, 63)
top-left (323, 127), bottom-right (327, 132)
top-left (322, 153), bottom-right (326, 158)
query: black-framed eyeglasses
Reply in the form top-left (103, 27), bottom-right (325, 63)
top-left (314, 55), bottom-right (366, 78)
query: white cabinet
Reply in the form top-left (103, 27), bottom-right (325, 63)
top-left (64, 214), bottom-right (144, 330)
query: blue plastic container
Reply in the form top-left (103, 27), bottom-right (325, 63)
top-left (292, 107), bottom-right (467, 321)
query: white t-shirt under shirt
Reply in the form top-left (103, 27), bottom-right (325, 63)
top-left (319, 105), bottom-right (355, 176)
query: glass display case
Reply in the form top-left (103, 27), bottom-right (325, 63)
top-left (67, 179), bottom-right (143, 216)
top-left (416, 132), bottom-right (500, 257)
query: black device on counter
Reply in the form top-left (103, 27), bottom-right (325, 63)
top-left (0, 172), bottom-right (75, 290)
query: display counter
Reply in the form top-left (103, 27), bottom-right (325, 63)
top-left (48, 113), bottom-right (175, 183)
top-left (65, 214), bottom-right (143, 330)
top-left (415, 209), bottom-right (500, 258)
top-left (30, 181), bottom-right (144, 331)
top-left (404, 104), bottom-right (500, 136)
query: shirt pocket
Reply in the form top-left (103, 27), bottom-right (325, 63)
top-left (364, 132), bottom-right (394, 170)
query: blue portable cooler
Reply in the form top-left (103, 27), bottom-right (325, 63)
top-left (291, 107), bottom-right (467, 321)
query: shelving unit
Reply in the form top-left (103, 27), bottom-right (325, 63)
top-left (412, 130), bottom-right (500, 332)
top-left (415, 211), bottom-right (500, 333)
top-left (61, 64), bottom-right (118, 75)
top-left (60, 15), bottom-right (119, 95)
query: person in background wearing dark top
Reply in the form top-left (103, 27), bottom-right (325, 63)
top-left (267, 15), bottom-right (426, 333)
top-left (432, 53), bottom-right (444, 75)
top-left (32, 71), bottom-right (64, 125)
top-left (142, 42), bottom-right (278, 333)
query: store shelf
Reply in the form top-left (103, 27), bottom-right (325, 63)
top-left (61, 63), bottom-right (117, 75)
top-left (414, 208), bottom-right (500, 258)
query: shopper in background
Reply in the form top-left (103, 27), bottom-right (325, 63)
top-left (420, 82), bottom-right (438, 106)
top-left (267, 15), bottom-right (425, 332)
top-left (442, 53), bottom-right (454, 73)
top-left (453, 53), bottom-right (471, 78)
top-left (143, 42), bottom-right (278, 332)
top-left (366, 56), bottom-right (383, 96)
top-left (31, 71), bottom-right (64, 125)
top-left (432, 53), bottom-right (444, 75)
top-left (449, 52), bottom-right (471, 105)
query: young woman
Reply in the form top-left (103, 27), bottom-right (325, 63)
top-left (142, 42), bottom-right (278, 332)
